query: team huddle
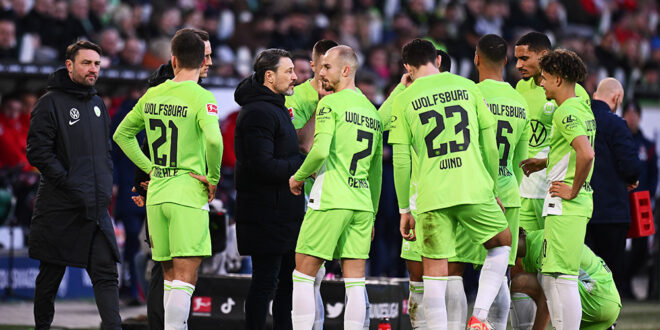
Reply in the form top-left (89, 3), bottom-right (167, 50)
top-left (113, 28), bottom-right (619, 330)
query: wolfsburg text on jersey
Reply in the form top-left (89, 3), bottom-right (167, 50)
top-left (144, 103), bottom-right (189, 117)
top-left (411, 89), bottom-right (469, 110)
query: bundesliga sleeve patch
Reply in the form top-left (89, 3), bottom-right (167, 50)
top-left (206, 103), bottom-right (218, 116)
top-left (288, 107), bottom-right (295, 121)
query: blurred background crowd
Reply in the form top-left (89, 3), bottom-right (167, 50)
top-left (0, 0), bottom-right (659, 306)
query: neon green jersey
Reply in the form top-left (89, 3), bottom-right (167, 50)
top-left (113, 80), bottom-right (223, 209)
top-left (542, 96), bottom-right (595, 217)
top-left (389, 72), bottom-right (496, 213)
top-left (305, 89), bottom-right (383, 212)
top-left (379, 83), bottom-right (420, 210)
top-left (522, 230), bottom-right (621, 307)
top-left (478, 79), bottom-right (531, 208)
top-left (516, 78), bottom-right (590, 198)
top-left (378, 83), bottom-right (406, 131)
top-left (285, 79), bottom-right (318, 129)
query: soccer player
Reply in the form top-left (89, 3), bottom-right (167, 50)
top-left (377, 48), bottom-right (452, 330)
top-left (519, 49), bottom-right (595, 330)
top-left (443, 34), bottom-right (532, 330)
top-left (286, 39), bottom-right (339, 152)
top-left (113, 29), bottom-right (223, 329)
top-left (285, 39), bottom-right (340, 330)
top-left (511, 229), bottom-right (621, 330)
top-left (390, 38), bottom-right (511, 330)
top-left (514, 32), bottom-right (590, 232)
top-left (289, 45), bottom-right (383, 330)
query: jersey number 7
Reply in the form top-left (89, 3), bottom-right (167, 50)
top-left (349, 130), bottom-right (373, 176)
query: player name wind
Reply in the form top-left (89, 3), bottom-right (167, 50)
top-left (144, 102), bottom-right (188, 117)
top-left (411, 89), bottom-right (469, 110)
top-left (345, 112), bottom-right (383, 132)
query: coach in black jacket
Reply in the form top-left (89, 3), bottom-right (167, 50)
top-left (26, 41), bottom-right (121, 329)
top-left (234, 49), bottom-right (304, 330)
top-left (587, 78), bottom-right (641, 292)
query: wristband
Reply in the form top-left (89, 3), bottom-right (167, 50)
top-left (399, 207), bottom-right (411, 214)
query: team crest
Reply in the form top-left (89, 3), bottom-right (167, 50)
top-left (206, 103), bottom-right (218, 116)
top-left (543, 102), bottom-right (556, 114)
top-left (94, 106), bottom-right (101, 117)
top-left (69, 108), bottom-right (79, 119)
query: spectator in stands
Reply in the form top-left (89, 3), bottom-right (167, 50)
top-left (118, 37), bottom-right (145, 68)
top-left (506, 0), bottom-right (549, 36)
top-left (0, 18), bottom-right (18, 60)
top-left (88, 0), bottom-right (108, 32)
top-left (634, 62), bottom-right (660, 100)
top-left (587, 78), bottom-right (641, 294)
top-left (622, 101), bottom-right (659, 299)
top-left (98, 28), bottom-right (122, 66)
top-left (0, 93), bottom-right (29, 170)
top-left (362, 46), bottom-right (390, 88)
top-left (270, 8), bottom-right (313, 51)
top-left (67, 0), bottom-right (95, 42)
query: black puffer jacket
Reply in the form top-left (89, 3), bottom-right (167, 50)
top-left (234, 75), bottom-right (305, 255)
top-left (26, 68), bottom-right (119, 267)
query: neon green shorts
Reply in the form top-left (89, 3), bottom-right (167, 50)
top-left (448, 207), bottom-right (519, 266)
top-left (146, 203), bottom-right (211, 261)
top-left (541, 215), bottom-right (589, 275)
top-left (401, 210), bottom-right (422, 262)
top-left (401, 239), bottom-right (421, 262)
top-left (579, 289), bottom-right (620, 330)
top-left (296, 208), bottom-right (374, 260)
top-left (417, 201), bottom-right (508, 260)
top-left (520, 197), bottom-right (545, 231)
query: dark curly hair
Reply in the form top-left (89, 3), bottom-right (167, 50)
top-left (539, 49), bottom-right (587, 83)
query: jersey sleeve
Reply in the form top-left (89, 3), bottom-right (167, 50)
top-left (387, 93), bottom-right (411, 145)
top-left (314, 97), bottom-right (336, 137)
top-left (368, 132), bottom-right (383, 213)
top-left (473, 86), bottom-right (496, 130)
top-left (576, 83), bottom-right (591, 107)
top-left (553, 106), bottom-right (587, 144)
top-left (378, 83), bottom-right (406, 131)
top-left (293, 97), bottom-right (336, 181)
top-left (197, 92), bottom-right (223, 185)
top-left (113, 96), bottom-right (151, 174)
top-left (286, 92), bottom-right (311, 130)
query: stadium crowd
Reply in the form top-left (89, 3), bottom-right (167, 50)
top-left (0, 0), bottom-right (659, 328)
top-left (0, 0), bottom-right (659, 99)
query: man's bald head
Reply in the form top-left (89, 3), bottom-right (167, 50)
top-left (326, 45), bottom-right (358, 76)
top-left (318, 45), bottom-right (358, 92)
top-left (593, 78), bottom-right (624, 112)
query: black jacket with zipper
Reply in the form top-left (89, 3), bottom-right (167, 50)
top-left (234, 74), bottom-right (305, 255)
top-left (26, 67), bottom-right (119, 267)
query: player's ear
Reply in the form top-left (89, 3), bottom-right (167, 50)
top-left (65, 59), bottom-right (73, 73)
top-left (342, 65), bottom-right (350, 77)
top-left (171, 56), bottom-right (177, 70)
